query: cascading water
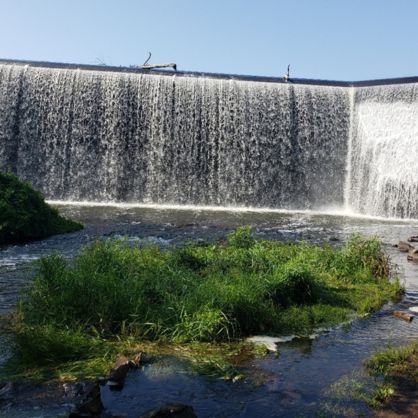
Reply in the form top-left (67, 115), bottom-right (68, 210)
top-left (1, 61), bottom-right (417, 218)
top-left (2, 62), bottom-right (418, 418)
top-left (347, 83), bottom-right (418, 218)
top-left (0, 63), bottom-right (349, 209)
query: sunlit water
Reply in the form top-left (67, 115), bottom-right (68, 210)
top-left (349, 86), bottom-right (418, 218)
top-left (1, 205), bottom-right (418, 417)
top-left (2, 63), bottom-right (418, 219)
top-left (0, 64), bottom-right (349, 210)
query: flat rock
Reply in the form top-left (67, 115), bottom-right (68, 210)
top-left (407, 249), bottom-right (418, 262)
top-left (397, 241), bottom-right (414, 252)
top-left (393, 311), bottom-right (414, 322)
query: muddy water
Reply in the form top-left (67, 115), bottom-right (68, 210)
top-left (1, 206), bottom-right (418, 417)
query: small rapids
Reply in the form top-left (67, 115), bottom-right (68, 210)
top-left (0, 206), bottom-right (417, 417)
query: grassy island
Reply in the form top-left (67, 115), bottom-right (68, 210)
top-left (0, 172), bottom-right (82, 245)
top-left (5, 228), bottom-right (403, 380)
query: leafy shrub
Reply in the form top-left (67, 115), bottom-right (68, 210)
top-left (0, 172), bottom-right (82, 245)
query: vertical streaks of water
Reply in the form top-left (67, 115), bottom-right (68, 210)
top-left (350, 83), bottom-right (418, 218)
top-left (0, 64), bottom-right (350, 211)
top-left (0, 65), bottom-right (25, 172)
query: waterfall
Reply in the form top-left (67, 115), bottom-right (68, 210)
top-left (347, 83), bottom-right (418, 218)
top-left (1, 61), bottom-right (418, 218)
top-left (0, 63), bottom-right (349, 210)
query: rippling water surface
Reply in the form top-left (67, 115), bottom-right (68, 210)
top-left (1, 205), bottom-right (418, 417)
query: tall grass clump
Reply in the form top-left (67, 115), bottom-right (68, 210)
top-left (10, 228), bottom-right (402, 371)
top-left (366, 342), bottom-right (418, 379)
top-left (0, 172), bottom-right (82, 245)
top-left (363, 342), bottom-right (418, 408)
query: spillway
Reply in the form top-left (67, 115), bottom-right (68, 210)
top-left (0, 60), bottom-right (417, 218)
top-left (347, 83), bottom-right (418, 218)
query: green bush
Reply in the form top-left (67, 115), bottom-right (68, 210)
top-left (11, 229), bottom-right (402, 368)
top-left (0, 172), bottom-right (82, 245)
top-left (267, 265), bottom-right (320, 307)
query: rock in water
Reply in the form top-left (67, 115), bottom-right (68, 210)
top-left (407, 247), bottom-right (418, 262)
top-left (106, 352), bottom-right (145, 391)
top-left (397, 241), bottom-right (414, 252)
top-left (138, 404), bottom-right (197, 418)
top-left (107, 355), bottom-right (131, 391)
top-left (69, 381), bottom-right (103, 417)
top-left (393, 311), bottom-right (414, 322)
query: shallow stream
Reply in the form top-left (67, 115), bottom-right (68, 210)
top-left (1, 205), bottom-right (418, 417)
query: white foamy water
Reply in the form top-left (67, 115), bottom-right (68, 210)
top-left (0, 63), bottom-right (349, 209)
top-left (1, 62), bottom-right (418, 218)
top-left (348, 86), bottom-right (418, 218)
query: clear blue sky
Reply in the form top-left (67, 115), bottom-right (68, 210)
top-left (1, 0), bottom-right (417, 81)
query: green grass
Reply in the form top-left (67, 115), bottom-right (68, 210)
top-left (0, 172), bottom-right (82, 245)
top-left (367, 383), bottom-right (396, 408)
top-left (5, 227), bottom-right (403, 381)
top-left (363, 342), bottom-right (418, 408)
top-left (325, 342), bottom-right (418, 411)
top-left (366, 342), bottom-right (418, 380)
